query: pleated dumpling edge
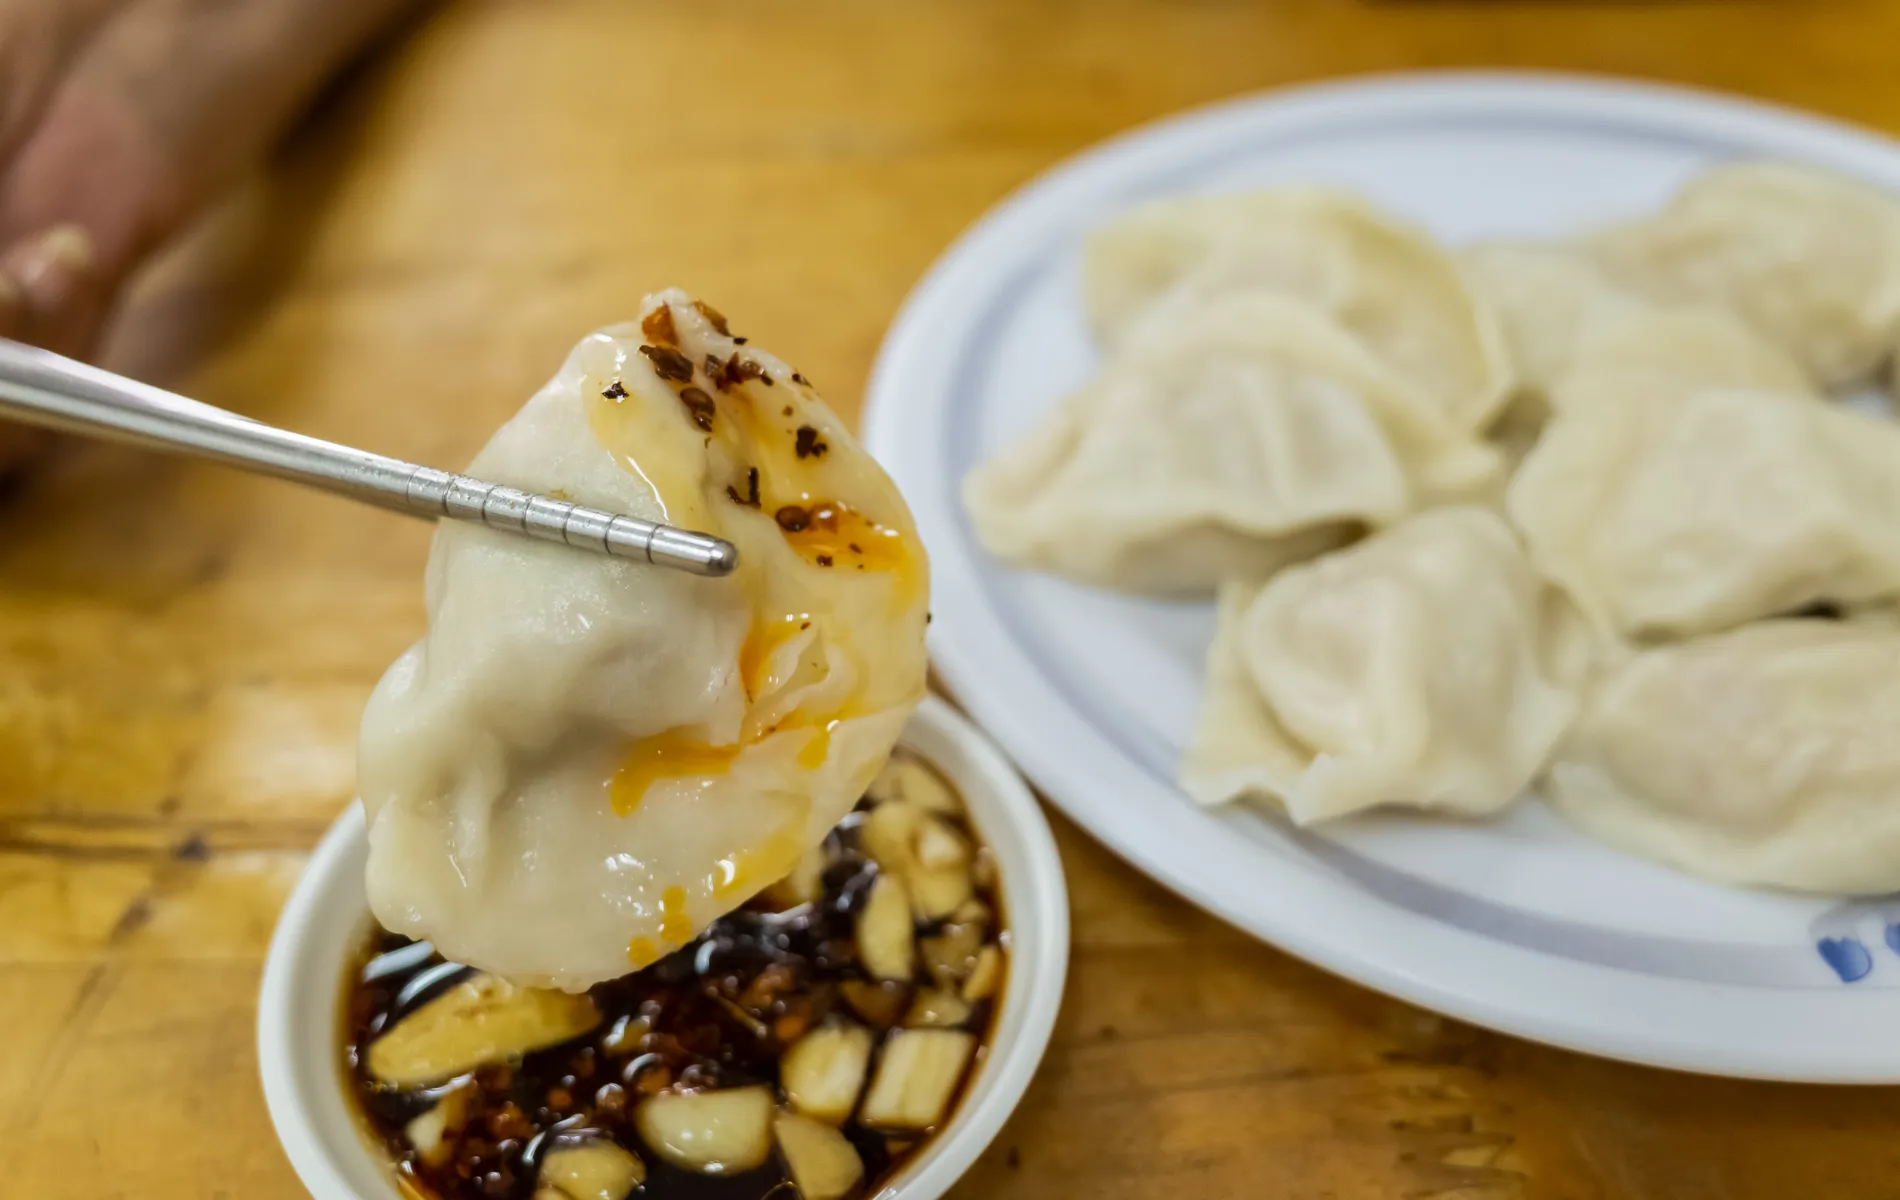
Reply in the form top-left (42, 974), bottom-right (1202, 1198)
top-left (1181, 507), bottom-right (1588, 825)
top-left (961, 288), bottom-right (1501, 594)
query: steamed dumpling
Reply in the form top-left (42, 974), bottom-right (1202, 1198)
top-left (358, 290), bottom-right (929, 990)
top-left (962, 289), bottom-right (1500, 593)
top-left (1549, 304), bottom-right (1817, 415)
top-left (1083, 188), bottom-right (1514, 430)
top-left (1458, 247), bottom-right (1816, 485)
top-left (1545, 619), bottom-right (1900, 894)
top-left (1180, 508), bottom-right (1585, 823)
top-left (1507, 385), bottom-right (1900, 640)
top-left (1461, 241), bottom-right (1816, 409)
top-left (1592, 161), bottom-right (1900, 387)
top-left (1459, 241), bottom-right (1644, 396)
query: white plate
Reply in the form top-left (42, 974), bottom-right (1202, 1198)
top-left (863, 71), bottom-right (1900, 1083)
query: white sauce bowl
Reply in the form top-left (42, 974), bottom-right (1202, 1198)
top-left (259, 695), bottom-right (1069, 1200)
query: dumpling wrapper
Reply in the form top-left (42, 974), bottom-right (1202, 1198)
top-left (1180, 507), bottom-right (1587, 824)
top-left (1459, 241), bottom-right (1646, 398)
top-left (962, 288), bottom-right (1500, 593)
top-left (358, 291), bottom-right (929, 990)
top-left (1507, 385), bottom-right (1900, 641)
top-left (1549, 304), bottom-right (1817, 415)
top-left (1481, 310), bottom-right (1817, 506)
top-left (1460, 241), bottom-right (1819, 485)
top-left (1592, 161), bottom-right (1900, 388)
top-left (1083, 188), bottom-right (1514, 431)
top-left (1545, 619), bottom-right (1900, 895)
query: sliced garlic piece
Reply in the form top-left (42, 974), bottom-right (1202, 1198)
top-left (774, 1110), bottom-right (866, 1200)
top-left (951, 899), bottom-right (992, 927)
top-left (914, 816), bottom-right (971, 870)
top-left (403, 1082), bottom-right (470, 1167)
top-left (903, 988), bottom-right (973, 1029)
top-left (839, 979), bottom-right (910, 1029)
top-left (860, 1029), bottom-right (977, 1131)
top-left (780, 1022), bottom-right (874, 1125)
top-left (635, 1086), bottom-right (775, 1175)
top-left (859, 801), bottom-right (923, 877)
top-left (539, 1139), bottom-right (647, 1200)
top-left (908, 863), bottom-right (974, 921)
top-left (918, 923), bottom-right (982, 988)
top-left (367, 974), bottom-right (599, 1086)
top-left (857, 873), bottom-right (915, 982)
top-left (866, 756), bottom-right (962, 815)
top-left (961, 945), bottom-right (1004, 1003)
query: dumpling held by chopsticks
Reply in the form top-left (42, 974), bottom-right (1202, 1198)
top-left (357, 290), bottom-right (930, 991)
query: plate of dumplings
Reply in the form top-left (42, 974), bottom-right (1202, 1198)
top-left (863, 71), bottom-right (1900, 1081)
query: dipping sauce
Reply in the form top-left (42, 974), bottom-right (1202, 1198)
top-left (342, 750), bottom-right (1007, 1200)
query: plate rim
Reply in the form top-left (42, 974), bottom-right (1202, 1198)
top-left (864, 68), bottom-right (1900, 1083)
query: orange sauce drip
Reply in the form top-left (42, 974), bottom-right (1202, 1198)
top-left (627, 936), bottom-right (659, 969)
top-left (776, 501), bottom-right (908, 572)
top-left (739, 612), bottom-right (812, 700)
top-left (658, 885), bottom-right (693, 945)
top-left (797, 720), bottom-right (838, 770)
top-left (611, 730), bottom-right (741, 815)
top-left (708, 820), bottom-right (806, 901)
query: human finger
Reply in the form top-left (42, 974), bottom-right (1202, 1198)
top-left (0, 221), bottom-right (106, 359)
top-left (0, 0), bottom-right (126, 164)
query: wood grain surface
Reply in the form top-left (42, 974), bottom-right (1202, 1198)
top-left (7, 2), bottom-right (1900, 1197)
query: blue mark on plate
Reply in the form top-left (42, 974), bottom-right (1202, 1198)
top-left (1801, 896), bottom-right (1900, 979)
top-left (1817, 937), bottom-right (1874, 983)
top-left (1808, 899), bottom-right (1900, 981)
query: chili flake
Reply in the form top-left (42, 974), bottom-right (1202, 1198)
top-left (641, 306), bottom-right (679, 346)
top-left (725, 466), bottom-right (762, 508)
top-left (718, 354), bottom-right (771, 391)
top-left (678, 386), bottom-right (717, 432)
top-left (794, 425), bottom-right (830, 459)
top-left (640, 344), bottom-right (695, 382)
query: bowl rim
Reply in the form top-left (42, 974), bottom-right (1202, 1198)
top-left (258, 693), bottom-right (1070, 1200)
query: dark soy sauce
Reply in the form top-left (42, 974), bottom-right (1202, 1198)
top-left (343, 796), bottom-right (1003, 1200)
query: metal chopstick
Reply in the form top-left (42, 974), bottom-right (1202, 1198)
top-left (0, 338), bottom-right (738, 578)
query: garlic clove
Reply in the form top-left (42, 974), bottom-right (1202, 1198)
top-left (780, 1022), bottom-right (875, 1125)
top-left (634, 1085), bottom-right (775, 1175)
top-left (860, 1029), bottom-right (977, 1131)
top-left (774, 1110), bottom-right (866, 1200)
top-left (368, 974), bottom-right (599, 1087)
top-left (539, 1139), bottom-right (646, 1200)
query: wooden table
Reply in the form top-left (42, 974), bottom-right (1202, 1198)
top-left (7, 2), bottom-right (1900, 1196)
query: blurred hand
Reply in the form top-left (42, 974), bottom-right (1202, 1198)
top-left (0, 0), bottom-right (422, 479)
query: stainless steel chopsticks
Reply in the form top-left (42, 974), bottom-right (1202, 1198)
top-left (0, 338), bottom-right (738, 577)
